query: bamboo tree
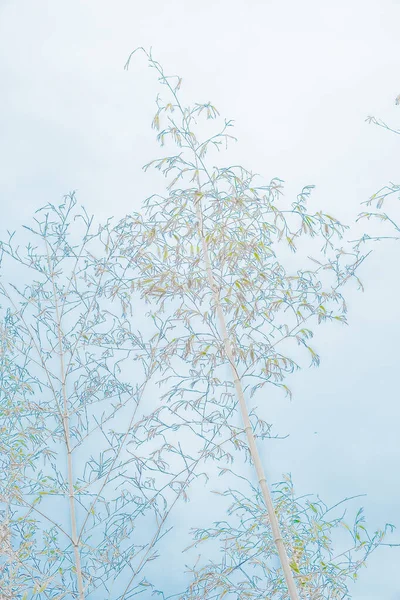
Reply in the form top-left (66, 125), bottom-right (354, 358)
top-left (0, 196), bottom-right (198, 599)
top-left (123, 49), bottom-right (368, 599)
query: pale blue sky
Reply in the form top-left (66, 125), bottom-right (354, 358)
top-left (1, 1), bottom-right (400, 597)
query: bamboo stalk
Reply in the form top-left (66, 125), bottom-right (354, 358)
top-left (47, 246), bottom-right (85, 600)
top-left (194, 190), bottom-right (300, 600)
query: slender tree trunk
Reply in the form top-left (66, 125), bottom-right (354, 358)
top-left (48, 250), bottom-right (85, 600)
top-left (194, 190), bottom-right (300, 600)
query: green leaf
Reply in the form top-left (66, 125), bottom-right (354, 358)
top-left (289, 560), bottom-right (300, 573)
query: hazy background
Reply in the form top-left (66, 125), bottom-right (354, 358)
top-left (1, 1), bottom-right (399, 597)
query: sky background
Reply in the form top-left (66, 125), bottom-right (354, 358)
top-left (1, 1), bottom-right (400, 598)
